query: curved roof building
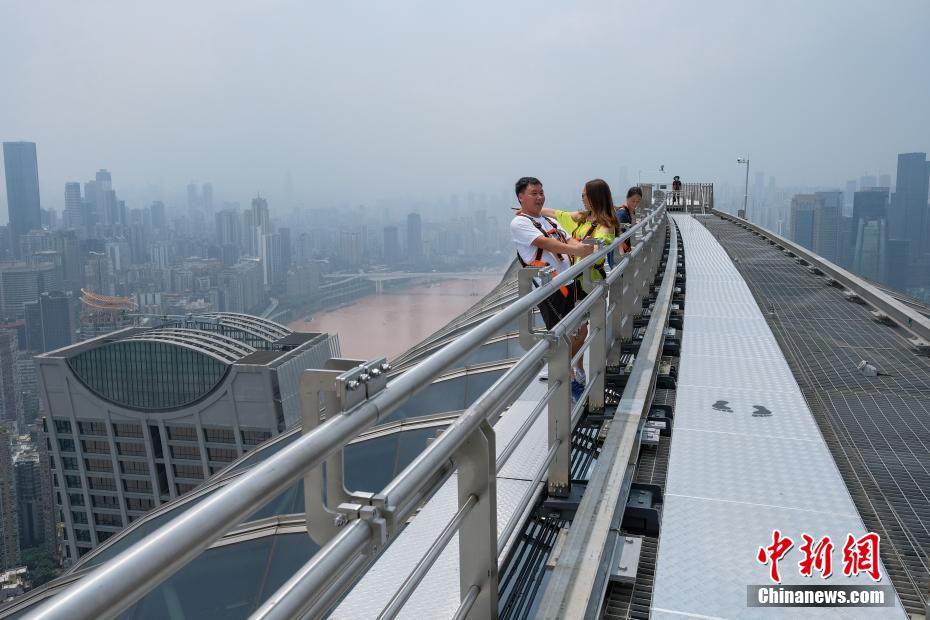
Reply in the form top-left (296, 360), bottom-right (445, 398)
top-left (2, 270), bottom-right (519, 618)
top-left (34, 317), bottom-right (338, 562)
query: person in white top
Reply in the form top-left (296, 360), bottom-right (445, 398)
top-left (510, 177), bottom-right (594, 400)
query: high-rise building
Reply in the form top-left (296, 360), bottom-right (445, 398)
top-left (202, 183), bottom-right (214, 213)
top-left (383, 226), bottom-right (400, 263)
top-left (789, 194), bottom-right (818, 250)
top-left (38, 316), bottom-right (338, 560)
top-left (338, 230), bottom-right (363, 267)
top-left (889, 152), bottom-right (929, 259)
top-left (63, 183), bottom-right (84, 233)
top-left (215, 209), bottom-right (241, 247)
top-left (18, 353), bottom-right (39, 425)
top-left (278, 227), bottom-right (292, 277)
top-left (0, 331), bottom-right (23, 424)
top-left (84, 252), bottom-right (116, 296)
top-left (813, 191), bottom-right (842, 264)
top-left (406, 213), bottom-right (423, 260)
top-left (24, 291), bottom-right (75, 353)
top-left (859, 174), bottom-right (877, 190)
top-left (94, 170), bottom-right (113, 227)
top-left (0, 261), bottom-right (60, 319)
top-left (186, 183), bottom-right (200, 213)
top-left (843, 179), bottom-right (857, 215)
top-left (149, 201), bottom-right (167, 233)
top-left (851, 189), bottom-right (889, 283)
top-left (0, 426), bottom-right (19, 569)
top-left (14, 448), bottom-right (54, 553)
top-left (2, 143), bottom-right (42, 259)
top-left (82, 180), bottom-right (97, 232)
top-left (878, 174), bottom-right (892, 190)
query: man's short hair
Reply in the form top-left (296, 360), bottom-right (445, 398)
top-left (515, 176), bottom-right (542, 197)
top-left (626, 186), bottom-right (643, 199)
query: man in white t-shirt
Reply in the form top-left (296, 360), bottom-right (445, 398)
top-left (511, 176), bottom-right (593, 401)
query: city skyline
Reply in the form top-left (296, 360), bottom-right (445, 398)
top-left (2, 1), bottom-right (930, 212)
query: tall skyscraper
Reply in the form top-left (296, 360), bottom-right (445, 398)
top-left (383, 226), bottom-right (400, 263)
top-left (0, 261), bottom-right (60, 319)
top-left (14, 448), bottom-right (54, 553)
top-left (149, 201), bottom-right (167, 233)
top-left (95, 170), bottom-right (113, 227)
top-left (0, 426), bottom-right (20, 569)
top-left (889, 152), bottom-right (929, 259)
top-left (859, 174), bottom-right (877, 190)
top-left (38, 316), bottom-right (338, 560)
top-left (187, 183), bottom-right (200, 213)
top-left (82, 180), bottom-right (97, 232)
top-left (813, 191), bottom-right (842, 264)
top-left (24, 291), bottom-right (75, 353)
top-left (202, 182), bottom-right (214, 213)
top-left (0, 331), bottom-right (23, 424)
top-left (789, 194), bottom-right (818, 250)
top-left (215, 209), bottom-right (241, 247)
top-left (851, 189), bottom-right (889, 283)
top-left (406, 213), bottom-right (423, 260)
top-left (844, 180), bottom-right (857, 214)
top-left (2, 142), bottom-right (42, 259)
top-left (878, 174), bottom-right (892, 190)
top-left (63, 182), bottom-right (84, 233)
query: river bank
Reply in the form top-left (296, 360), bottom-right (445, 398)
top-left (288, 274), bottom-right (503, 359)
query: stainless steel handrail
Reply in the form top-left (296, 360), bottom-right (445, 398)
top-left (27, 206), bottom-right (667, 620)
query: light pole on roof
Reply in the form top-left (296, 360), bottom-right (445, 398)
top-left (737, 157), bottom-right (750, 220)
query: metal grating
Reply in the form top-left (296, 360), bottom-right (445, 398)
top-left (601, 537), bottom-right (658, 620)
top-left (705, 215), bottom-right (930, 616)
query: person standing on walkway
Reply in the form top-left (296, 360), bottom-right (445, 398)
top-left (672, 175), bottom-right (682, 204)
top-left (511, 176), bottom-right (593, 401)
top-left (616, 186), bottom-right (642, 253)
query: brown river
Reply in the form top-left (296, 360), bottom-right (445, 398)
top-left (288, 274), bottom-right (505, 360)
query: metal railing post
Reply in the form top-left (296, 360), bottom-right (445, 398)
top-left (456, 420), bottom-right (498, 619)
top-left (547, 334), bottom-right (572, 496)
top-left (587, 284), bottom-right (608, 413)
top-left (606, 269), bottom-right (625, 367)
top-left (518, 266), bottom-right (551, 351)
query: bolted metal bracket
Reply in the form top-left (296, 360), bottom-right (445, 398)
top-left (302, 357), bottom-right (389, 544)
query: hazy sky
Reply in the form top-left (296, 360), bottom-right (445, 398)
top-left (2, 0), bottom-right (929, 218)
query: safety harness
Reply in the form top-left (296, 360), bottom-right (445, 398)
top-left (515, 213), bottom-right (570, 297)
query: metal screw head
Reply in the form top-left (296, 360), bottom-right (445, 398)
top-left (346, 380), bottom-right (360, 391)
top-left (358, 373), bottom-right (371, 383)
top-left (333, 514), bottom-right (348, 527)
top-left (381, 363), bottom-right (392, 372)
top-left (369, 368), bottom-right (381, 377)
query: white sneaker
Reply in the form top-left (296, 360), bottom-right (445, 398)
top-left (574, 368), bottom-right (586, 386)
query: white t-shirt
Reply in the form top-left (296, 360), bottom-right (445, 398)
top-left (510, 214), bottom-right (572, 274)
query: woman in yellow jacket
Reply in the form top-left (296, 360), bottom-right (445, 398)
top-left (539, 179), bottom-right (619, 394)
top-left (540, 178), bottom-right (619, 295)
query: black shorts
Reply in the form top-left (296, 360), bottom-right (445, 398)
top-left (538, 281), bottom-right (578, 330)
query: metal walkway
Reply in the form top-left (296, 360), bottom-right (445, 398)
top-left (705, 214), bottom-right (930, 615)
top-left (650, 215), bottom-right (905, 618)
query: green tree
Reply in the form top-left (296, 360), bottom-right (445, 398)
top-left (20, 546), bottom-right (59, 588)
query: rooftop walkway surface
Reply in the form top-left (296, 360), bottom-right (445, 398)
top-left (332, 369), bottom-right (555, 618)
top-left (651, 215), bottom-right (904, 619)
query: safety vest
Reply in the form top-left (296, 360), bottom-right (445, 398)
top-left (571, 220), bottom-right (609, 280)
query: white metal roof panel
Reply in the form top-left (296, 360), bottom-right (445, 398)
top-left (652, 215), bottom-right (906, 618)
